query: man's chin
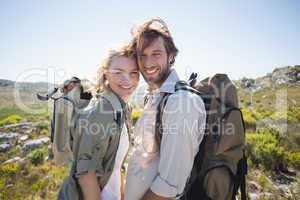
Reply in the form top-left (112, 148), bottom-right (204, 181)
top-left (145, 78), bottom-right (163, 88)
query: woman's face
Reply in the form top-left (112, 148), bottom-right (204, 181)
top-left (105, 56), bottom-right (139, 101)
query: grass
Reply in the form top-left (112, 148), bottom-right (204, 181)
top-left (0, 114), bottom-right (23, 126)
top-left (0, 160), bottom-right (69, 200)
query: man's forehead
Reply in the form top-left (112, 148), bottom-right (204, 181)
top-left (141, 36), bottom-right (166, 53)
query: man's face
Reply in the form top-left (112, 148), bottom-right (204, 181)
top-left (138, 36), bottom-right (171, 89)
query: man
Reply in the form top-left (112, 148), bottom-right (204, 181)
top-left (124, 18), bottom-right (206, 200)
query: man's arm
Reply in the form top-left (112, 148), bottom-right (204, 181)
top-left (142, 92), bottom-right (206, 200)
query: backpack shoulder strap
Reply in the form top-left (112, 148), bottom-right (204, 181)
top-left (155, 92), bottom-right (171, 146)
top-left (155, 80), bottom-right (203, 146)
top-left (51, 96), bottom-right (75, 143)
top-left (98, 93), bottom-right (123, 129)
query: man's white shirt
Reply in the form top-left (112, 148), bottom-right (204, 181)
top-left (125, 69), bottom-right (206, 199)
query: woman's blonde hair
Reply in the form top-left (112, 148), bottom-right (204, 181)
top-left (95, 44), bottom-right (136, 92)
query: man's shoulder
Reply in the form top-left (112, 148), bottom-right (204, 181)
top-left (169, 89), bottom-right (204, 103)
top-left (164, 89), bottom-right (205, 115)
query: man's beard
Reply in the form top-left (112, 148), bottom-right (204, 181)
top-left (142, 64), bottom-right (171, 88)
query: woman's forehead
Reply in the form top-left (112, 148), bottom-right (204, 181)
top-left (109, 56), bottom-right (138, 71)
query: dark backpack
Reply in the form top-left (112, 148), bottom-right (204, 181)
top-left (155, 73), bottom-right (247, 200)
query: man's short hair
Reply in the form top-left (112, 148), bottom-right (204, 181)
top-left (129, 18), bottom-right (178, 66)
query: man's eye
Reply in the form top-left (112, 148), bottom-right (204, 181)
top-left (153, 53), bottom-right (161, 57)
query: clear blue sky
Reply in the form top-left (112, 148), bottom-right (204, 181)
top-left (1, 0), bottom-right (299, 83)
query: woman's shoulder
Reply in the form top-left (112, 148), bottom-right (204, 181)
top-left (85, 96), bottom-right (115, 119)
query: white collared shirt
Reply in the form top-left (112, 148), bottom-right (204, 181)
top-left (125, 69), bottom-right (206, 199)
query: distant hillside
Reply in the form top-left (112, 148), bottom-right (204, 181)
top-left (1, 65), bottom-right (300, 109)
top-left (236, 65), bottom-right (300, 90)
top-left (0, 79), bottom-right (55, 91)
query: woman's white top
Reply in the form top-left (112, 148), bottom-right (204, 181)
top-left (101, 124), bottom-right (129, 200)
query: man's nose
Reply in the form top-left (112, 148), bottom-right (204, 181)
top-left (143, 56), bottom-right (155, 68)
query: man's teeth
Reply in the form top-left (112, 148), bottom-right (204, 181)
top-left (146, 68), bottom-right (157, 74)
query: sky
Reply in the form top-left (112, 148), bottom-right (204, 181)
top-left (0, 0), bottom-right (299, 84)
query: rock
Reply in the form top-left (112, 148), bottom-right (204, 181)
top-left (248, 192), bottom-right (259, 200)
top-left (240, 77), bottom-right (264, 92)
top-left (241, 77), bottom-right (255, 88)
top-left (0, 122), bottom-right (32, 130)
top-left (260, 192), bottom-right (274, 198)
top-left (19, 135), bottom-right (29, 142)
top-left (248, 181), bottom-right (262, 192)
top-left (6, 184), bottom-right (14, 189)
top-left (0, 143), bottom-right (12, 152)
top-left (0, 132), bottom-right (19, 143)
top-left (2, 156), bottom-right (22, 165)
top-left (271, 66), bottom-right (300, 84)
top-left (278, 185), bottom-right (293, 199)
top-left (25, 129), bottom-right (33, 135)
top-left (22, 137), bottom-right (50, 153)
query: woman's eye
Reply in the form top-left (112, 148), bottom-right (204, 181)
top-left (131, 72), bottom-right (139, 76)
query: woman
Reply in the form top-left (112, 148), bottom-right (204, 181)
top-left (74, 45), bottom-right (139, 200)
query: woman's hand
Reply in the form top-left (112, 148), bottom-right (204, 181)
top-left (78, 171), bottom-right (102, 200)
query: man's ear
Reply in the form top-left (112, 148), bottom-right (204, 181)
top-left (168, 54), bottom-right (175, 65)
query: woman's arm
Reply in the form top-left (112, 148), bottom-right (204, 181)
top-left (78, 171), bottom-right (102, 200)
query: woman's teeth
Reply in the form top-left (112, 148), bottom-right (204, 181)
top-left (120, 85), bottom-right (132, 89)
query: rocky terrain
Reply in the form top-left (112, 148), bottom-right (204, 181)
top-left (0, 65), bottom-right (299, 199)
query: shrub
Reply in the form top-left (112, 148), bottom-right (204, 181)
top-left (246, 130), bottom-right (286, 171)
top-left (0, 163), bottom-right (18, 177)
top-left (40, 129), bottom-right (49, 136)
top-left (36, 121), bottom-right (49, 130)
top-left (270, 108), bottom-right (299, 123)
top-left (256, 108), bottom-right (273, 118)
top-left (279, 129), bottom-right (300, 152)
top-left (258, 174), bottom-right (270, 189)
top-left (28, 148), bottom-right (46, 166)
top-left (31, 178), bottom-right (49, 193)
top-left (0, 114), bottom-right (23, 126)
top-left (291, 106), bottom-right (300, 122)
top-left (287, 152), bottom-right (300, 170)
top-left (241, 108), bottom-right (257, 129)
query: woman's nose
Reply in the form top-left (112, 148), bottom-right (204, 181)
top-left (120, 73), bottom-right (131, 83)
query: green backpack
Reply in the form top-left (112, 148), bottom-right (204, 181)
top-left (37, 77), bottom-right (92, 165)
top-left (155, 73), bottom-right (247, 200)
